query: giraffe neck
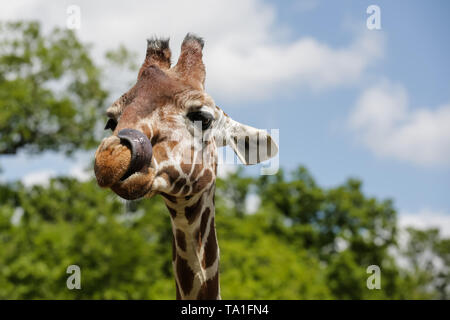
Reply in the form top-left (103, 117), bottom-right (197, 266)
top-left (163, 184), bottom-right (220, 300)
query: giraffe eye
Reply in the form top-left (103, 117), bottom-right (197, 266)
top-left (104, 118), bottom-right (118, 131)
top-left (187, 111), bottom-right (213, 130)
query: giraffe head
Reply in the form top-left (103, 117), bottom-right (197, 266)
top-left (94, 34), bottom-right (278, 201)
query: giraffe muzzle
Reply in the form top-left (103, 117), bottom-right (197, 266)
top-left (117, 128), bottom-right (153, 181)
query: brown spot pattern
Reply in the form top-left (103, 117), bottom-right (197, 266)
top-left (204, 217), bottom-right (217, 268)
top-left (176, 255), bottom-right (194, 296)
top-left (153, 144), bottom-right (169, 162)
top-left (167, 206), bottom-right (178, 219)
top-left (185, 197), bottom-right (203, 224)
top-left (167, 140), bottom-right (179, 151)
top-left (175, 229), bottom-right (186, 251)
top-left (196, 271), bottom-right (219, 300)
top-left (176, 283), bottom-right (182, 300)
top-left (159, 165), bottom-right (179, 187)
top-left (172, 178), bottom-right (186, 194)
top-left (172, 234), bottom-right (176, 261)
top-left (199, 208), bottom-right (211, 243)
top-left (192, 169), bottom-right (212, 193)
top-left (181, 185), bottom-right (190, 195)
top-left (161, 192), bottom-right (177, 204)
top-left (180, 163), bottom-right (192, 175)
top-left (195, 227), bottom-right (201, 251)
top-left (190, 163), bottom-right (202, 181)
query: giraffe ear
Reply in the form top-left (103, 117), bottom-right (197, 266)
top-left (218, 118), bottom-right (278, 165)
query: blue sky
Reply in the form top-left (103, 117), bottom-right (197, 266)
top-left (260, 0), bottom-right (450, 212)
top-left (1, 0), bottom-right (449, 233)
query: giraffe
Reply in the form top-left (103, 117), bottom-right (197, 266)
top-left (93, 34), bottom-right (278, 300)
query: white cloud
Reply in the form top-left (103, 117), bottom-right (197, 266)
top-left (69, 164), bottom-right (91, 181)
top-left (391, 210), bottom-right (450, 272)
top-left (398, 209), bottom-right (450, 237)
top-left (20, 163), bottom-right (91, 186)
top-left (0, 0), bottom-right (383, 102)
top-left (349, 81), bottom-right (450, 166)
top-left (207, 31), bottom-right (383, 101)
top-left (216, 164), bottom-right (237, 179)
top-left (335, 237), bottom-right (349, 252)
top-left (245, 193), bottom-right (261, 214)
top-left (22, 169), bottom-right (56, 187)
top-left (11, 207), bottom-right (24, 225)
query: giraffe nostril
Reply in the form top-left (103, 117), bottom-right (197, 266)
top-left (117, 128), bottom-right (153, 180)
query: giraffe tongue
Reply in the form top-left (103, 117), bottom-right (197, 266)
top-left (117, 128), bottom-right (152, 181)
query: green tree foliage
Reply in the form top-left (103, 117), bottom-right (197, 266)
top-left (401, 228), bottom-right (450, 299)
top-left (0, 170), bottom-right (448, 299)
top-left (0, 178), bottom-right (174, 299)
top-left (0, 21), bottom-right (107, 155)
